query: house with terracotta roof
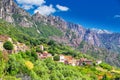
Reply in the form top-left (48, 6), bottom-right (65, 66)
top-left (76, 58), bottom-right (93, 66)
top-left (64, 58), bottom-right (77, 66)
top-left (37, 51), bottom-right (52, 59)
top-left (13, 42), bottom-right (29, 53)
top-left (59, 55), bottom-right (77, 66)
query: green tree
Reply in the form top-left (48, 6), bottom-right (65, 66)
top-left (48, 40), bottom-right (56, 46)
top-left (3, 41), bottom-right (13, 50)
top-left (102, 74), bottom-right (109, 80)
top-left (100, 63), bottom-right (112, 71)
top-left (31, 49), bottom-right (38, 61)
top-left (53, 55), bottom-right (60, 61)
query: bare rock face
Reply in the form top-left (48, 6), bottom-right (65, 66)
top-left (47, 15), bottom-right (67, 31)
top-left (84, 29), bottom-right (101, 47)
top-left (5, 15), bottom-right (14, 23)
top-left (0, 0), bottom-right (33, 27)
top-left (0, 0), bottom-right (30, 16)
top-left (19, 17), bottom-right (33, 27)
top-left (66, 22), bottom-right (101, 47)
top-left (32, 12), bottom-right (47, 23)
top-left (0, 0), bottom-right (14, 22)
top-left (32, 12), bottom-right (67, 31)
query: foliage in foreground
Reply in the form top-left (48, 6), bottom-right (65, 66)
top-left (0, 51), bottom-right (120, 80)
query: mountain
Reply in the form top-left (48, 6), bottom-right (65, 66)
top-left (32, 12), bottom-right (120, 54)
top-left (90, 28), bottom-right (112, 34)
top-left (1, 0), bottom-right (120, 67)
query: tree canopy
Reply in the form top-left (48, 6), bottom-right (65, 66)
top-left (3, 41), bottom-right (13, 50)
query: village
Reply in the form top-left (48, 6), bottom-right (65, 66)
top-left (37, 45), bottom-right (102, 67)
top-left (0, 35), bottom-right (102, 67)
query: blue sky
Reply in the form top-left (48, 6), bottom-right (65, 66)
top-left (15, 0), bottom-right (120, 32)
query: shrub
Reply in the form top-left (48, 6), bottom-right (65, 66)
top-left (3, 41), bottom-right (13, 50)
top-left (25, 61), bottom-right (34, 70)
top-left (100, 63), bottom-right (112, 71)
top-left (53, 55), bottom-right (60, 61)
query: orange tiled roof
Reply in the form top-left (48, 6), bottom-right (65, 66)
top-left (43, 51), bottom-right (48, 54)
top-left (80, 58), bottom-right (88, 61)
top-left (65, 56), bottom-right (72, 60)
top-left (64, 56), bottom-right (73, 63)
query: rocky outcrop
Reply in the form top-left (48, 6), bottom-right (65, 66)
top-left (0, 0), bottom-right (33, 27)
top-left (66, 22), bottom-right (102, 47)
top-left (0, 35), bottom-right (13, 51)
top-left (32, 12), bottom-right (67, 31)
top-left (84, 29), bottom-right (101, 47)
top-left (0, 35), bottom-right (29, 53)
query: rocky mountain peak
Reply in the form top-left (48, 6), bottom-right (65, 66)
top-left (32, 12), bottom-right (47, 23)
top-left (0, 0), bottom-right (32, 27)
top-left (32, 12), bottom-right (67, 30)
top-left (90, 28), bottom-right (112, 34)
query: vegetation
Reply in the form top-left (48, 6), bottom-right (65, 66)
top-left (3, 41), bottom-right (13, 50)
top-left (53, 55), bottom-right (60, 61)
top-left (36, 22), bottom-right (63, 37)
top-left (25, 61), bottom-right (34, 70)
top-left (0, 19), bottom-right (63, 46)
top-left (99, 62), bottom-right (112, 71)
top-left (0, 51), bottom-right (120, 80)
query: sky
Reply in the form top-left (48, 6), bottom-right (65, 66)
top-left (15, 0), bottom-right (120, 32)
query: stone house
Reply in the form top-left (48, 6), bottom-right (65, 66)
top-left (76, 58), bottom-right (93, 66)
top-left (37, 51), bottom-right (52, 59)
top-left (13, 42), bottom-right (29, 53)
top-left (40, 45), bottom-right (44, 51)
top-left (59, 55), bottom-right (65, 62)
top-left (96, 60), bottom-right (102, 65)
top-left (59, 55), bottom-right (77, 66)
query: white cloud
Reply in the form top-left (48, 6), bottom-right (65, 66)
top-left (16, 0), bottom-right (70, 14)
top-left (16, 0), bottom-right (45, 10)
top-left (21, 5), bottom-right (34, 10)
top-left (56, 4), bottom-right (69, 11)
top-left (16, 0), bottom-right (45, 6)
top-left (34, 5), bottom-right (56, 16)
top-left (114, 15), bottom-right (120, 18)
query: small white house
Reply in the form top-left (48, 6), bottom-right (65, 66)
top-left (59, 55), bottom-right (65, 62)
top-left (71, 59), bottom-right (77, 66)
top-left (96, 60), bottom-right (102, 65)
top-left (40, 45), bottom-right (44, 51)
